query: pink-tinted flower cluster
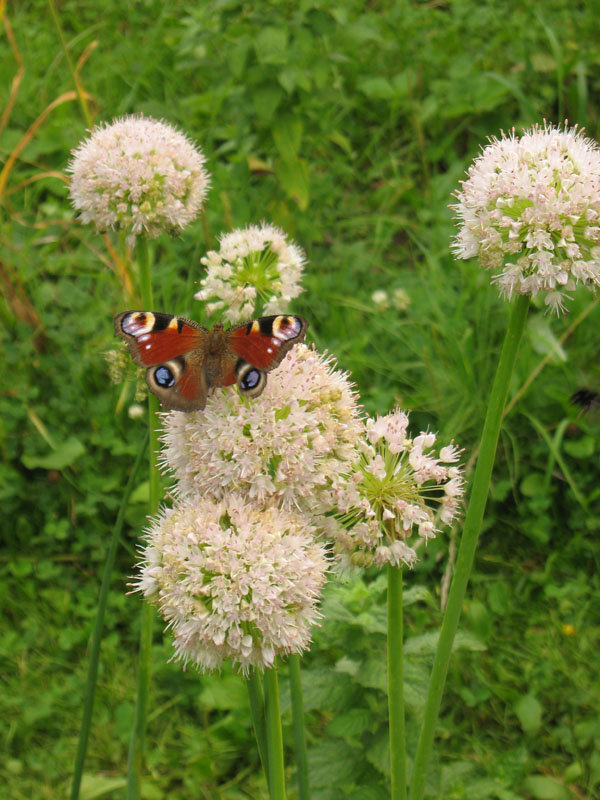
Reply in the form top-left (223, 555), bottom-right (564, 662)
top-left (69, 115), bottom-right (209, 245)
top-left (161, 344), bottom-right (363, 512)
top-left (133, 497), bottom-right (327, 673)
top-left (331, 410), bottom-right (464, 570)
top-left (135, 343), bottom-right (363, 671)
top-left (453, 123), bottom-right (600, 313)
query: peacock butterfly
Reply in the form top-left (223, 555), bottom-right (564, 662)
top-left (114, 311), bottom-right (307, 411)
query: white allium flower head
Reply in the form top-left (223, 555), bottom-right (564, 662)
top-left (194, 223), bottom-right (305, 323)
top-left (132, 495), bottom-right (328, 672)
top-left (331, 409), bottom-right (464, 570)
top-left (452, 123), bottom-right (600, 313)
top-left (68, 114), bottom-right (209, 245)
top-left (161, 344), bottom-right (363, 512)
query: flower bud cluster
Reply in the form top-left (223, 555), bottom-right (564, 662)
top-left (195, 223), bottom-right (305, 322)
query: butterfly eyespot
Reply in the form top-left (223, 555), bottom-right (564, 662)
top-left (240, 368), bottom-right (261, 390)
top-left (154, 365), bottom-right (175, 387)
top-left (236, 362), bottom-right (267, 398)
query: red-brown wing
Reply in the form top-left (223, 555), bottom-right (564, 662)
top-left (114, 311), bottom-right (207, 366)
top-left (228, 315), bottom-right (307, 371)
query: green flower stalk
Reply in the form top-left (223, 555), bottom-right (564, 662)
top-left (330, 410), bottom-right (465, 800)
top-left (411, 123), bottom-right (600, 798)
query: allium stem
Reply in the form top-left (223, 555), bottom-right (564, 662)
top-left (288, 654), bottom-right (310, 800)
top-left (127, 238), bottom-right (160, 800)
top-left (69, 433), bottom-right (147, 800)
top-left (409, 293), bottom-right (529, 800)
top-left (388, 564), bottom-right (406, 800)
top-left (247, 670), bottom-right (270, 788)
top-left (264, 665), bottom-right (287, 799)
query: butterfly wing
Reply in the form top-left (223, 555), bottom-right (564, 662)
top-left (222, 314), bottom-right (308, 399)
top-left (114, 311), bottom-right (210, 411)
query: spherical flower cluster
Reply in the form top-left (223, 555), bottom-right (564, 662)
top-left (132, 496), bottom-right (328, 672)
top-left (194, 223), bottom-right (305, 323)
top-left (69, 115), bottom-right (209, 244)
top-left (331, 410), bottom-right (464, 570)
top-left (161, 344), bottom-right (363, 512)
top-left (452, 123), bottom-right (600, 313)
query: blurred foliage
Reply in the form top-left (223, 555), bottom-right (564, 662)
top-left (1, 0), bottom-right (599, 798)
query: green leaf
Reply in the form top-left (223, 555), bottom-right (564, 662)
top-left (563, 436), bottom-right (595, 458)
top-left (275, 157), bottom-right (310, 210)
top-left (22, 436), bottom-right (85, 470)
top-left (465, 599), bottom-right (492, 642)
top-left (252, 86), bottom-right (283, 122)
top-left (308, 740), bottom-right (362, 788)
top-left (254, 26), bottom-right (288, 65)
top-left (522, 775), bottom-right (568, 799)
top-left (198, 675), bottom-right (247, 710)
top-left (403, 585), bottom-right (433, 607)
top-left (129, 480), bottom-right (149, 504)
top-left (404, 630), bottom-right (486, 655)
top-left (527, 316), bottom-right (567, 362)
top-left (514, 694), bottom-right (543, 736)
top-left (366, 731), bottom-right (390, 777)
top-left (326, 708), bottom-right (374, 739)
top-left (80, 774), bottom-right (127, 800)
top-left (273, 116), bottom-right (303, 160)
top-left (520, 472), bottom-right (545, 497)
top-left (357, 77), bottom-right (396, 100)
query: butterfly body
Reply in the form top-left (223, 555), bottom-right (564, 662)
top-left (114, 311), bottom-right (307, 411)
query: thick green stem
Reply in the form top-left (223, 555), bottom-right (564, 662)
top-left (127, 238), bottom-right (160, 800)
top-left (388, 564), bottom-right (406, 800)
top-left (247, 670), bottom-right (270, 788)
top-left (409, 294), bottom-right (529, 800)
top-left (288, 655), bottom-right (310, 800)
top-left (264, 665), bottom-right (287, 800)
top-left (69, 433), bottom-right (148, 800)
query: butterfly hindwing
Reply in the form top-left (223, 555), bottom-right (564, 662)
top-left (114, 311), bottom-right (210, 410)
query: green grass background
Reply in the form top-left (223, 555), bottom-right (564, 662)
top-left (1, 1), bottom-right (599, 798)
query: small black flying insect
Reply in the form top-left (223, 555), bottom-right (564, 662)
top-left (570, 388), bottom-right (600, 414)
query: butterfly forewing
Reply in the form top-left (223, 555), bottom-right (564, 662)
top-left (229, 315), bottom-right (307, 370)
top-left (115, 311), bottom-right (207, 366)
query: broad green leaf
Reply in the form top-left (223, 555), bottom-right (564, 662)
top-left (514, 695), bottom-right (543, 735)
top-left (366, 731), bottom-right (390, 777)
top-left (272, 116), bottom-right (303, 160)
top-left (80, 774), bottom-right (127, 800)
top-left (129, 480), bottom-right (149, 504)
top-left (276, 157), bottom-right (310, 210)
top-left (326, 708), bottom-right (374, 739)
top-left (22, 436), bottom-right (85, 470)
top-left (563, 436), bottom-right (595, 458)
top-left (404, 630), bottom-right (486, 655)
top-left (527, 316), bottom-right (567, 362)
top-left (520, 472), bottom-right (545, 497)
top-left (252, 86), bottom-right (283, 122)
top-left (198, 674), bottom-right (247, 710)
top-left (357, 77), bottom-right (396, 100)
top-left (308, 740), bottom-right (362, 788)
top-left (254, 26), bottom-right (288, 65)
top-left (522, 775), bottom-right (568, 799)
